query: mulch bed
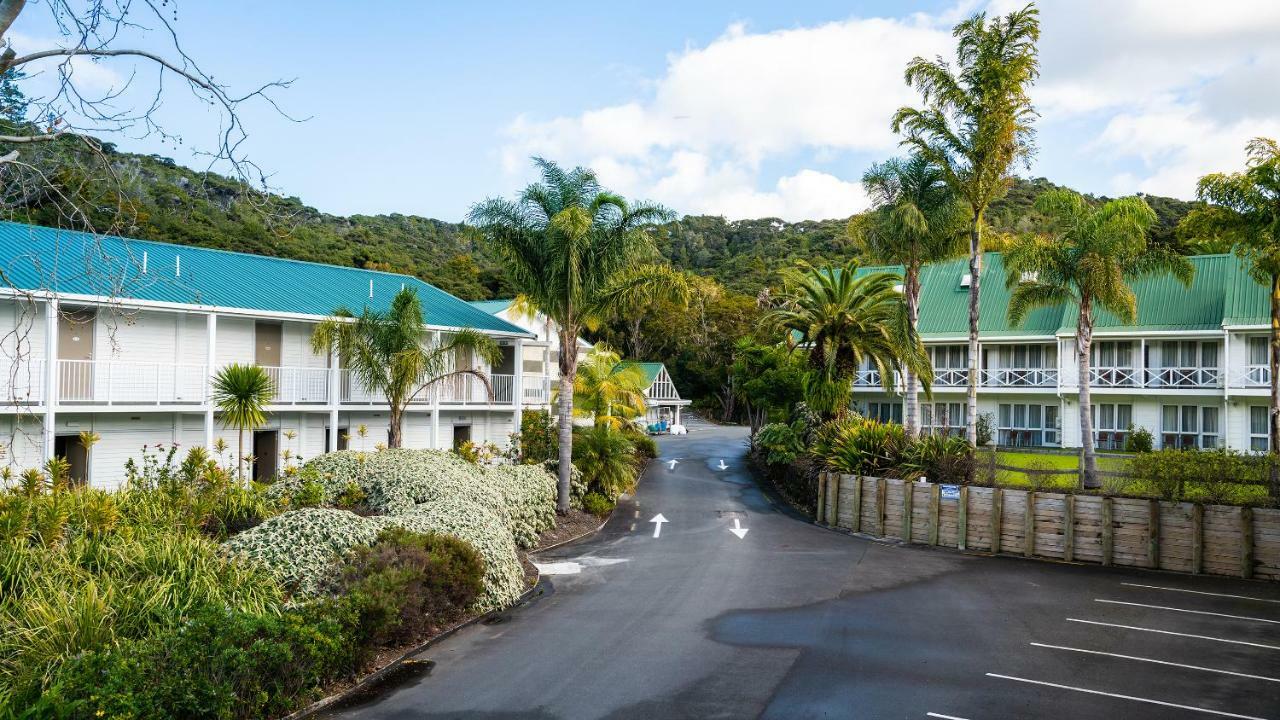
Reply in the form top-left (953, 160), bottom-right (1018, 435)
top-left (534, 509), bottom-right (605, 550)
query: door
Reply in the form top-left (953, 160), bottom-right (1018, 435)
top-left (58, 308), bottom-right (95, 401)
top-left (53, 434), bottom-right (89, 487)
top-left (252, 430), bottom-right (278, 481)
top-left (452, 424), bottom-right (471, 450)
top-left (255, 322), bottom-right (282, 366)
top-left (324, 426), bottom-right (349, 453)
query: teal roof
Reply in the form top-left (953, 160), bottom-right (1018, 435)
top-left (856, 252), bottom-right (1268, 338)
top-left (468, 299), bottom-right (514, 315)
top-left (0, 221), bottom-right (531, 336)
top-left (616, 361), bottom-right (664, 388)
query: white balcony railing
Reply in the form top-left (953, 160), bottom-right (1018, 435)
top-left (1, 360), bottom-right (44, 403)
top-left (932, 368), bottom-right (969, 386)
top-left (339, 370), bottom-right (516, 406)
top-left (262, 366), bottom-right (329, 404)
top-left (1145, 366), bottom-right (1223, 389)
top-left (57, 359), bottom-right (206, 404)
top-left (522, 374), bottom-right (550, 404)
top-left (1233, 365), bottom-right (1270, 388)
top-left (1089, 366), bottom-right (1139, 387)
top-left (854, 369), bottom-right (881, 387)
top-left (981, 367), bottom-right (1058, 387)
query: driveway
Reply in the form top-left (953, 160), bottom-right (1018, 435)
top-left (323, 425), bottom-right (1280, 720)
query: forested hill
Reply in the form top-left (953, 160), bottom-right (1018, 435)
top-left (11, 143), bottom-right (1200, 299)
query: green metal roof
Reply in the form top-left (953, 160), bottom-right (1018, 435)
top-left (615, 361), bottom-right (664, 388)
top-left (0, 221), bottom-right (531, 336)
top-left (468, 299), bottom-right (514, 315)
top-left (856, 251), bottom-right (1268, 339)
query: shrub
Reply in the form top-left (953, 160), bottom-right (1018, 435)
top-left (753, 421), bottom-right (805, 466)
top-left (572, 425), bottom-right (638, 500)
top-left (581, 492), bottom-right (614, 518)
top-left (1128, 448), bottom-right (1270, 504)
top-left (628, 431), bottom-right (659, 460)
top-left (512, 409), bottom-right (557, 464)
top-left (817, 418), bottom-right (909, 476)
top-left (333, 481), bottom-right (369, 510)
top-left (292, 477), bottom-right (326, 508)
top-left (336, 527), bottom-right (484, 646)
top-left (901, 434), bottom-right (975, 484)
top-left (1124, 425), bottom-right (1154, 454)
top-left (31, 603), bottom-right (354, 720)
top-left (976, 412), bottom-right (995, 447)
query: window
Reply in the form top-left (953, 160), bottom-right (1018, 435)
top-left (866, 401), bottom-right (902, 424)
top-left (998, 403), bottom-right (1060, 447)
top-left (1250, 336), bottom-right (1268, 365)
top-left (1091, 403), bottom-right (1131, 450)
top-left (1251, 406), bottom-right (1270, 452)
top-left (1161, 405), bottom-right (1220, 449)
top-left (1247, 337), bottom-right (1270, 385)
top-left (1092, 341), bottom-right (1133, 367)
top-left (922, 402), bottom-right (965, 437)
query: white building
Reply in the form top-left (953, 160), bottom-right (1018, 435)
top-left (852, 253), bottom-right (1275, 453)
top-left (466, 298), bottom-right (591, 411)
top-left (0, 222), bottom-right (545, 488)
top-left (618, 362), bottom-right (690, 426)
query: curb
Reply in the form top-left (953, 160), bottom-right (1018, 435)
top-left (285, 573), bottom-right (546, 720)
top-left (533, 512), bottom-right (612, 554)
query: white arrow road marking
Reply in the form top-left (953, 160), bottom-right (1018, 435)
top-left (716, 459), bottom-right (728, 470)
top-left (667, 459), bottom-right (679, 470)
top-left (729, 517), bottom-right (749, 539)
top-left (650, 513), bottom-right (668, 538)
top-left (533, 557), bottom-right (629, 576)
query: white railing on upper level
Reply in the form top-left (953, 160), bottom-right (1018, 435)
top-left (1, 359), bottom-right (43, 403)
top-left (57, 359), bottom-right (206, 404)
top-left (1144, 366), bottom-right (1223, 388)
top-left (262, 366), bottom-right (330, 404)
top-left (932, 368), bottom-right (969, 386)
top-left (339, 370), bottom-right (516, 406)
top-left (1089, 366), bottom-right (1139, 387)
top-left (981, 367), bottom-right (1058, 387)
top-left (854, 369), bottom-right (881, 387)
top-left (1232, 365), bottom-right (1270, 388)
top-left (522, 374), bottom-right (550, 404)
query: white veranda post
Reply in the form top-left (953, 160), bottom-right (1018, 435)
top-left (205, 312), bottom-right (217, 450)
top-left (41, 296), bottom-right (59, 464)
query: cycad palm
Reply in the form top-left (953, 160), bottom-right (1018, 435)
top-left (571, 346), bottom-right (648, 429)
top-left (1004, 190), bottom-right (1193, 488)
top-left (892, 3), bottom-right (1041, 444)
top-left (851, 154), bottom-right (967, 436)
top-left (310, 288), bottom-right (500, 449)
top-left (469, 158), bottom-right (690, 512)
top-left (766, 261), bottom-right (930, 419)
top-left (211, 363), bottom-right (274, 482)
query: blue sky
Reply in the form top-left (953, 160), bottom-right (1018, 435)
top-left (10, 1), bottom-right (1280, 222)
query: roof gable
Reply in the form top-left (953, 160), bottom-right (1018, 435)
top-left (0, 221), bottom-right (530, 335)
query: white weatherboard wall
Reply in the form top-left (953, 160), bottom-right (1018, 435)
top-left (215, 317), bottom-right (254, 367)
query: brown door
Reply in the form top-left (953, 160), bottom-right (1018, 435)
top-left (53, 434), bottom-right (89, 486)
top-left (58, 308), bottom-right (95, 401)
top-left (452, 424), bottom-right (471, 450)
top-left (252, 430), bottom-right (278, 481)
top-left (254, 322), bottom-right (282, 366)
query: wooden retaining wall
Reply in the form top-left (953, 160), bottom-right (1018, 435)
top-left (814, 473), bottom-right (1279, 581)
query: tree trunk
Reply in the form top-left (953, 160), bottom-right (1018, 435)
top-left (966, 214), bottom-right (982, 446)
top-left (1270, 275), bottom-right (1280, 498)
top-left (237, 428), bottom-right (245, 484)
top-left (904, 265), bottom-right (921, 439)
top-left (388, 405), bottom-right (402, 449)
top-left (1078, 302), bottom-right (1100, 489)
top-left (556, 328), bottom-right (578, 515)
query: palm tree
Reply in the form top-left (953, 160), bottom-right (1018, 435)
top-left (572, 345), bottom-right (648, 429)
top-left (310, 287), bottom-right (501, 449)
top-left (851, 154), bottom-right (967, 436)
top-left (211, 363), bottom-right (274, 482)
top-left (469, 158), bottom-right (690, 513)
top-left (1181, 138), bottom-right (1280, 472)
top-left (892, 3), bottom-right (1041, 445)
top-left (1004, 190), bottom-right (1193, 488)
top-left (765, 260), bottom-right (931, 419)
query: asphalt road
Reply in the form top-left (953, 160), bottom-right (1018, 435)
top-left (323, 425), bottom-right (1280, 720)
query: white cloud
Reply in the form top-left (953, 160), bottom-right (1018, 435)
top-left (500, 0), bottom-right (1280, 219)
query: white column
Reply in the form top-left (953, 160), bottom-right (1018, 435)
top-left (204, 312), bottom-right (217, 449)
top-left (327, 348), bottom-right (339, 453)
top-left (42, 297), bottom-right (59, 463)
top-left (512, 338), bottom-right (524, 431)
top-left (431, 330), bottom-right (442, 448)
top-left (675, 405), bottom-right (681, 426)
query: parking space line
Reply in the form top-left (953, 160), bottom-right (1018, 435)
top-left (1095, 599), bottom-right (1280, 625)
top-left (1066, 618), bottom-right (1280, 651)
top-left (1030, 642), bottom-right (1280, 683)
top-left (1121, 583), bottom-right (1280, 605)
top-left (926, 714), bottom-right (970, 720)
top-left (986, 673), bottom-right (1270, 720)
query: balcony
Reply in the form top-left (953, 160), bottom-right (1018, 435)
top-left (1, 360), bottom-right (43, 404)
top-left (57, 359), bottom-right (206, 405)
top-left (1089, 366), bottom-right (1139, 388)
top-left (981, 367), bottom-right (1058, 388)
top-left (339, 370), bottom-right (516, 406)
top-left (1231, 365), bottom-right (1269, 388)
top-left (522, 374), bottom-right (551, 404)
top-left (1144, 366), bottom-right (1222, 389)
top-left (262, 366), bottom-right (330, 404)
top-left (932, 368), bottom-right (968, 386)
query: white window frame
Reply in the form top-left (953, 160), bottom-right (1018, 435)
top-left (1250, 406), bottom-right (1270, 452)
top-left (1091, 403), bottom-right (1132, 450)
top-left (1160, 404), bottom-right (1220, 450)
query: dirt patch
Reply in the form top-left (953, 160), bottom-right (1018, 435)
top-left (534, 509), bottom-right (605, 550)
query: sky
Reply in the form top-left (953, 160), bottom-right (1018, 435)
top-left (9, 0), bottom-right (1280, 222)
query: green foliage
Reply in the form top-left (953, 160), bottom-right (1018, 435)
top-left (976, 412), bottom-right (995, 447)
top-left (211, 363), bottom-right (275, 481)
top-left (626, 430), bottom-right (659, 460)
top-left (512, 409), bottom-right (558, 464)
top-left (572, 425), bottom-right (640, 501)
top-left (572, 345), bottom-right (648, 428)
top-left (1128, 449), bottom-right (1272, 505)
top-left (900, 434), bottom-right (976, 484)
top-left (815, 418), bottom-right (911, 477)
top-left (292, 478), bottom-right (326, 508)
top-left (336, 527), bottom-right (484, 647)
top-left (753, 422), bottom-right (806, 467)
top-left (581, 492), bottom-right (615, 518)
top-left (732, 340), bottom-right (807, 431)
top-left (1125, 426), bottom-right (1154, 454)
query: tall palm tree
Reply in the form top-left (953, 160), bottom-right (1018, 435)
top-left (765, 260), bottom-right (931, 419)
top-left (571, 345), bottom-right (648, 429)
top-left (892, 3), bottom-right (1041, 445)
top-left (310, 287), bottom-right (500, 449)
top-left (1004, 190), bottom-right (1193, 488)
top-left (851, 154), bottom-right (967, 436)
top-left (469, 158), bottom-right (691, 513)
top-left (1181, 138), bottom-right (1280, 477)
top-left (211, 363), bottom-right (274, 482)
